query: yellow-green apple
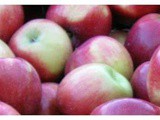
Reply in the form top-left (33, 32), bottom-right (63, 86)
top-left (0, 39), bottom-right (15, 58)
top-left (0, 101), bottom-right (20, 115)
top-left (65, 36), bottom-right (133, 80)
top-left (0, 58), bottom-right (41, 115)
top-left (125, 13), bottom-right (160, 67)
top-left (37, 82), bottom-right (60, 115)
top-left (0, 5), bottom-right (24, 43)
top-left (110, 5), bottom-right (160, 27)
top-left (9, 19), bottom-right (73, 82)
top-left (91, 98), bottom-right (160, 115)
top-left (147, 46), bottom-right (160, 106)
top-left (131, 61), bottom-right (149, 101)
top-left (57, 63), bottom-right (133, 115)
top-left (109, 29), bottom-right (128, 45)
top-left (46, 5), bottom-right (112, 46)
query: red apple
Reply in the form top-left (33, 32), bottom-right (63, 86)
top-left (0, 101), bottom-right (20, 115)
top-left (65, 36), bottom-right (133, 80)
top-left (109, 29), bottom-right (128, 45)
top-left (147, 46), bottom-right (160, 106)
top-left (110, 5), bottom-right (160, 27)
top-left (131, 61), bottom-right (149, 101)
top-left (0, 58), bottom-right (41, 115)
top-left (9, 19), bottom-right (73, 82)
top-left (91, 98), bottom-right (160, 115)
top-left (37, 82), bottom-right (60, 115)
top-left (46, 5), bottom-right (112, 46)
top-left (0, 5), bottom-right (24, 43)
top-left (125, 13), bottom-right (160, 67)
top-left (57, 63), bottom-right (133, 115)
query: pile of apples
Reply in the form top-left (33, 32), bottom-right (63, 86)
top-left (0, 5), bottom-right (160, 115)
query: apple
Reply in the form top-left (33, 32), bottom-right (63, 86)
top-left (9, 19), bottom-right (73, 82)
top-left (131, 61), bottom-right (149, 101)
top-left (0, 101), bottom-right (20, 115)
top-left (0, 58), bottom-right (41, 115)
top-left (147, 46), bottom-right (160, 106)
top-left (0, 39), bottom-right (15, 58)
top-left (110, 5), bottom-right (160, 27)
top-left (65, 36), bottom-right (133, 80)
top-left (109, 29), bottom-right (128, 45)
top-left (125, 13), bottom-right (160, 67)
top-left (23, 5), bottom-right (49, 22)
top-left (0, 5), bottom-right (24, 43)
top-left (91, 98), bottom-right (160, 115)
top-left (37, 82), bottom-right (61, 115)
top-left (46, 5), bottom-right (112, 46)
top-left (57, 63), bottom-right (133, 115)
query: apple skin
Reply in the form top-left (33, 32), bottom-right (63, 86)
top-left (0, 5), bottom-right (24, 43)
top-left (110, 5), bottom-right (160, 27)
top-left (9, 19), bottom-right (73, 82)
top-left (0, 58), bottom-right (42, 115)
top-left (0, 39), bottom-right (15, 58)
top-left (37, 82), bottom-right (61, 115)
top-left (65, 36), bottom-right (133, 80)
top-left (91, 98), bottom-right (160, 115)
top-left (46, 5), bottom-right (112, 46)
top-left (147, 46), bottom-right (160, 106)
top-left (109, 29), bottom-right (128, 45)
top-left (57, 63), bottom-right (133, 115)
top-left (131, 61), bottom-right (149, 101)
top-left (0, 101), bottom-right (20, 115)
top-left (125, 13), bottom-right (160, 67)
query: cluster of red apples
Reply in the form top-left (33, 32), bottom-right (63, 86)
top-left (0, 5), bottom-right (160, 115)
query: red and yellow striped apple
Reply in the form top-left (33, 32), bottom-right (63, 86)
top-left (57, 63), bottom-right (133, 115)
top-left (9, 19), bottom-right (73, 82)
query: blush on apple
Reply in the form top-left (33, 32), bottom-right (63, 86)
top-left (110, 5), bottom-right (160, 27)
top-left (9, 19), bottom-right (73, 82)
top-left (131, 61), bottom-right (149, 101)
top-left (125, 13), bottom-right (160, 67)
top-left (0, 58), bottom-right (42, 115)
top-left (65, 36), bottom-right (133, 80)
top-left (147, 46), bottom-right (160, 106)
top-left (37, 82), bottom-right (60, 115)
top-left (46, 5), bottom-right (112, 46)
top-left (0, 101), bottom-right (20, 115)
top-left (0, 5), bottom-right (24, 43)
top-left (57, 63), bottom-right (133, 115)
top-left (91, 98), bottom-right (160, 115)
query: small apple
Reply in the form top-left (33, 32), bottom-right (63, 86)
top-left (0, 58), bottom-right (41, 115)
top-left (147, 46), bottom-right (160, 106)
top-left (110, 5), bottom-right (160, 27)
top-left (65, 36), bottom-right (133, 80)
top-left (37, 82), bottom-right (61, 115)
top-left (57, 63), bottom-right (133, 115)
top-left (131, 61), bottom-right (149, 101)
top-left (0, 101), bottom-right (20, 115)
top-left (0, 5), bottom-right (24, 43)
top-left (125, 13), bottom-right (160, 67)
top-left (9, 19), bottom-right (73, 82)
top-left (109, 29), bottom-right (128, 45)
top-left (46, 5), bottom-right (112, 46)
top-left (91, 98), bottom-right (160, 115)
